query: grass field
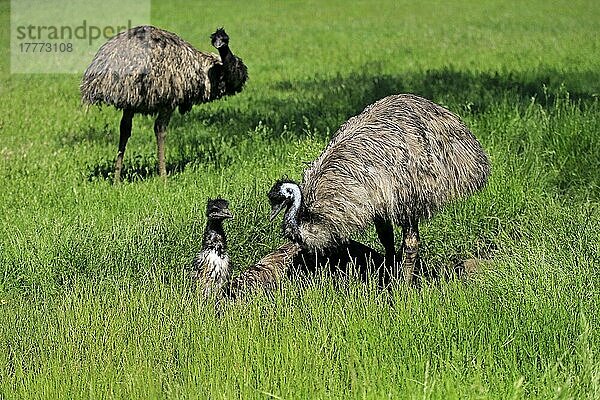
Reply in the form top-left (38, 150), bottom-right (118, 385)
top-left (1, 0), bottom-right (600, 398)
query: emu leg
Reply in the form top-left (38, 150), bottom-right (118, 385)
top-left (375, 218), bottom-right (396, 283)
top-left (115, 109), bottom-right (134, 183)
top-left (401, 219), bottom-right (420, 285)
top-left (154, 110), bottom-right (172, 178)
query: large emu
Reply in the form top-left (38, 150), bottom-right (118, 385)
top-left (81, 26), bottom-right (247, 182)
top-left (268, 94), bottom-right (490, 284)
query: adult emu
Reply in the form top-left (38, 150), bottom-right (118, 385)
top-left (268, 94), bottom-right (490, 284)
top-left (81, 26), bottom-right (247, 182)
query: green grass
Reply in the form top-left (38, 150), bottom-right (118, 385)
top-left (1, 0), bottom-right (600, 398)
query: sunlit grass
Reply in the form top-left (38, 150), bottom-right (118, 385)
top-left (0, 0), bottom-right (599, 398)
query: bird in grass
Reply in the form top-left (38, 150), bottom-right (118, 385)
top-left (227, 241), bottom-right (301, 297)
top-left (268, 94), bottom-right (490, 284)
top-left (81, 26), bottom-right (248, 182)
top-left (191, 198), bottom-right (233, 298)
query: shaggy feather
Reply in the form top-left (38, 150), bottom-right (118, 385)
top-left (80, 25), bottom-right (247, 114)
top-left (80, 26), bottom-right (247, 181)
top-left (228, 242), bottom-right (302, 297)
top-left (271, 93), bottom-right (490, 251)
top-left (226, 240), bottom-right (386, 298)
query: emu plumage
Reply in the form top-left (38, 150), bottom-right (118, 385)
top-left (268, 94), bottom-right (490, 283)
top-left (191, 199), bottom-right (233, 298)
top-left (80, 26), bottom-right (247, 181)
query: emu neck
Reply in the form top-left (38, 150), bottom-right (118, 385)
top-left (202, 220), bottom-right (227, 254)
top-left (217, 45), bottom-right (234, 64)
top-left (216, 44), bottom-right (247, 96)
top-left (283, 192), bottom-right (303, 243)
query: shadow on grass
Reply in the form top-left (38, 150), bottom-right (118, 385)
top-left (84, 65), bottom-right (599, 182)
top-left (190, 65), bottom-right (599, 136)
top-left (61, 124), bottom-right (115, 148)
top-left (86, 133), bottom-right (235, 182)
top-left (87, 151), bottom-right (233, 183)
top-left (285, 238), bottom-right (496, 292)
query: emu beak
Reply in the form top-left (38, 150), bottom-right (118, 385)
top-left (216, 209), bottom-right (234, 219)
top-left (269, 203), bottom-right (286, 221)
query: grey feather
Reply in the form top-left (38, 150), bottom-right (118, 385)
top-left (81, 25), bottom-right (247, 114)
top-left (301, 94), bottom-right (489, 248)
top-left (228, 242), bottom-right (302, 296)
top-left (80, 26), bottom-right (248, 180)
top-left (267, 94), bottom-right (490, 282)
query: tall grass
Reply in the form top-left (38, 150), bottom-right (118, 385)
top-left (1, 0), bottom-right (599, 398)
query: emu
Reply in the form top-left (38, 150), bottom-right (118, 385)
top-left (268, 94), bottom-right (490, 284)
top-left (191, 198), bottom-right (233, 298)
top-left (80, 26), bottom-right (248, 182)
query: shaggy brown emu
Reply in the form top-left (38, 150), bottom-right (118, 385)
top-left (268, 94), bottom-right (490, 284)
top-left (81, 26), bottom-right (247, 182)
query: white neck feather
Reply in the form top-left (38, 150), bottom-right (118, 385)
top-left (279, 182), bottom-right (302, 240)
top-left (280, 182), bottom-right (302, 214)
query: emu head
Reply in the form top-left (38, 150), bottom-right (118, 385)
top-left (210, 28), bottom-right (229, 49)
top-left (268, 180), bottom-right (301, 221)
top-left (206, 198), bottom-right (233, 221)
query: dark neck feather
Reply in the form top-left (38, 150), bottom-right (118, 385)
top-left (202, 220), bottom-right (227, 254)
top-left (217, 45), bottom-right (246, 95)
top-left (217, 45), bottom-right (233, 63)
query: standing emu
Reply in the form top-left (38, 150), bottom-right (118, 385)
top-left (80, 26), bottom-right (248, 182)
top-left (268, 94), bottom-right (490, 284)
